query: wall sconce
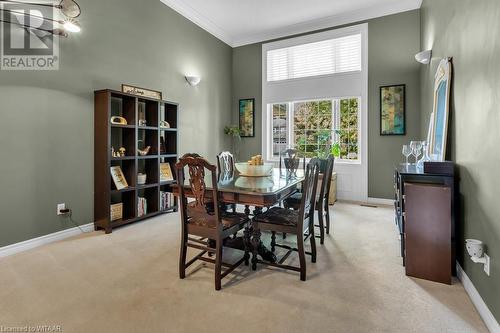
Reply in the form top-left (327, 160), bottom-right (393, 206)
top-left (466, 239), bottom-right (490, 276)
top-left (185, 76), bottom-right (201, 86)
top-left (415, 50), bottom-right (432, 64)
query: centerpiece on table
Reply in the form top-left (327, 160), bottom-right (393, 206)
top-left (235, 154), bottom-right (273, 177)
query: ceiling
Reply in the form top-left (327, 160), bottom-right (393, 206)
top-left (159, 0), bottom-right (422, 47)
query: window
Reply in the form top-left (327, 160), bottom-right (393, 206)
top-left (266, 34), bottom-right (361, 82)
top-left (262, 24), bottom-right (367, 167)
top-left (269, 97), bottom-right (360, 161)
top-left (272, 103), bottom-right (288, 157)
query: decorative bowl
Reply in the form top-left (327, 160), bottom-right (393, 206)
top-left (235, 162), bottom-right (273, 177)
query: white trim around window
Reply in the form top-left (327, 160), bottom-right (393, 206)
top-left (261, 23), bottom-right (368, 202)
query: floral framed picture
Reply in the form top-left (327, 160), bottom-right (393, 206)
top-left (239, 98), bottom-right (255, 137)
top-left (380, 84), bottom-right (406, 135)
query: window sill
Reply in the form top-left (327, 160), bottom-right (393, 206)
top-left (267, 158), bottom-right (361, 165)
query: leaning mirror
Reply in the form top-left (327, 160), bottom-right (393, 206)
top-left (429, 58), bottom-right (452, 161)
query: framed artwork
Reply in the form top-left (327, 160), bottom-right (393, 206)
top-left (160, 162), bottom-right (174, 182)
top-left (239, 98), bottom-right (255, 137)
top-left (110, 166), bottom-right (128, 190)
top-left (429, 58), bottom-right (452, 161)
top-left (380, 84), bottom-right (406, 135)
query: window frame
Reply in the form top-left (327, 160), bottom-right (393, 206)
top-left (267, 97), bottom-right (361, 164)
top-left (262, 23), bottom-right (367, 170)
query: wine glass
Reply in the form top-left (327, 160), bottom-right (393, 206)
top-left (410, 141), bottom-right (422, 165)
top-left (402, 145), bottom-right (412, 166)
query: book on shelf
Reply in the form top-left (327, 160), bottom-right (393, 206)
top-left (138, 197), bottom-right (147, 217)
top-left (160, 162), bottom-right (174, 182)
top-left (110, 166), bottom-right (128, 190)
top-left (160, 191), bottom-right (174, 211)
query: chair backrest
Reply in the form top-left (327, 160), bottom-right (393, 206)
top-left (217, 151), bottom-right (235, 176)
top-left (298, 158), bottom-right (320, 230)
top-left (176, 154), bottom-right (221, 229)
top-left (282, 148), bottom-right (300, 174)
top-left (318, 155), bottom-right (335, 203)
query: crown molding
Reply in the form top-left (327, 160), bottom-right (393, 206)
top-left (159, 0), bottom-right (422, 48)
top-left (233, 0), bottom-right (422, 47)
top-left (159, 0), bottom-right (234, 46)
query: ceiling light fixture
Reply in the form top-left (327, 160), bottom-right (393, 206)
top-left (0, 7), bottom-right (81, 36)
top-left (63, 19), bottom-right (80, 32)
top-left (0, 18), bottom-right (68, 36)
top-left (185, 76), bottom-right (201, 86)
top-left (415, 50), bottom-right (432, 64)
top-left (0, 0), bottom-right (81, 18)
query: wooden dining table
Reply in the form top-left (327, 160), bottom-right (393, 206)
top-left (172, 168), bottom-right (305, 269)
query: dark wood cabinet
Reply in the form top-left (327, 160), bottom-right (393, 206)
top-left (94, 89), bottom-right (179, 233)
top-left (393, 164), bottom-right (457, 283)
top-left (405, 183), bottom-right (452, 284)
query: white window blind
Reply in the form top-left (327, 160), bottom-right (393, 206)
top-left (266, 33), bottom-right (361, 82)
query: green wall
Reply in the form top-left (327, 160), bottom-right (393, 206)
top-left (420, 0), bottom-right (500, 322)
top-left (0, 0), bottom-right (233, 247)
top-left (232, 10), bottom-right (421, 199)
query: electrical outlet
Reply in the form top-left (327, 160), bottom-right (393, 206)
top-left (57, 203), bottom-right (66, 215)
top-left (484, 254), bottom-right (490, 276)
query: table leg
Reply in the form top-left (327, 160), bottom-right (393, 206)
top-left (243, 225), bottom-right (251, 266)
top-left (251, 226), bottom-right (261, 271)
top-left (253, 206), bottom-right (263, 215)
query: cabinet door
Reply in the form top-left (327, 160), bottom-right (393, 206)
top-left (405, 182), bottom-right (451, 284)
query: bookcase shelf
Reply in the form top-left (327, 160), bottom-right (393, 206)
top-left (94, 89), bottom-right (179, 234)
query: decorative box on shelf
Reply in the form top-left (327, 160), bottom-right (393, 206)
top-left (110, 203), bottom-right (123, 221)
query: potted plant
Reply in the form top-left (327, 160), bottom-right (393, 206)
top-left (224, 125), bottom-right (241, 160)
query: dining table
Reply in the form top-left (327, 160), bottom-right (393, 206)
top-left (172, 168), bottom-right (305, 269)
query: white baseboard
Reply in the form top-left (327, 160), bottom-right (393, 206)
top-left (367, 197), bottom-right (394, 206)
top-left (456, 262), bottom-right (500, 333)
top-left (0, 223), bottom-right (94, 258)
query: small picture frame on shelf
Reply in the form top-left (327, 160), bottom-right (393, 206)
top-left (122, 84), bottom-right (162, 100)
top-left (110, 166), bottom-right (129, 190)
top-left (160, 162), bottom-right (174, 182)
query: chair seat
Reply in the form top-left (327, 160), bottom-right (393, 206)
top-left (284, 193), bottom-right (323, 210)
top-left (283, 193), bottom-right (302, 209)
top-left (187, 202), bottom-right (248, 229)
top-left (252, 207), bottom-right (299, 226)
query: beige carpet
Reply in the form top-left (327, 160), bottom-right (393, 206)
top-left (0, 203), bottom-right (488, 333)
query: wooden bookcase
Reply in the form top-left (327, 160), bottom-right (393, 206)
top-left (94, 89), bottom-right (178, 233)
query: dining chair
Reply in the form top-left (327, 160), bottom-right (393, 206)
top-left (176, 154), bottom-right (249, 290)
top-left (216, 151), bottom-right (237, 213)
top-left (251, 158), bottom-right (320, 281)
top-left (280, 148), bottom-right (307, 176)
top-left (283, 155), bottom-right (335, 244)
top-left (217, 151), bottom-right (235, 174)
